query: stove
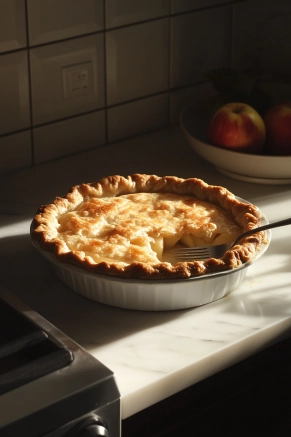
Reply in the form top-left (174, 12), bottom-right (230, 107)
top-left (0, 286), bottom-right (120, 437)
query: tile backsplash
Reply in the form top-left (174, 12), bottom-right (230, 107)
top-left (0, 0), bottom-right (290, 173)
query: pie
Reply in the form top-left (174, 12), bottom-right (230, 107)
top-left (31, 174), bottom-right (265, 279)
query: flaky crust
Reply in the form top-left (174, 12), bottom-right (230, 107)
top-left (31, 174), bottom-right (265, 279)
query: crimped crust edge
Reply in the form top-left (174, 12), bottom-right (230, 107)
top-left (31, 174), bottom-right (264, 279)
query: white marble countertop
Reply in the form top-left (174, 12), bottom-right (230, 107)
top-left (1, 126), bottom-right (291, 420)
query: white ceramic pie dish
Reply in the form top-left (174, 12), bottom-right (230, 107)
top-left (31, 211), bottom-right (271, 311)
top-left (180, 102), bottom-right (291, 185)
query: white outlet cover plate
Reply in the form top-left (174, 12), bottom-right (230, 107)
top-left (63, 62), bottom-right (94, 99)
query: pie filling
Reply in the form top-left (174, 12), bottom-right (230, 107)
top-left (57, 192), bottom-right (242, 265)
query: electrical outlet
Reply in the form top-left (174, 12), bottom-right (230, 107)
top-left (62, 61), bottom-right (94, 99)
top-left (30, 34), bottom-right (104, 124)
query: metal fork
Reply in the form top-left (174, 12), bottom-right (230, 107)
top-left (172, 217), bottom-right (291, 261)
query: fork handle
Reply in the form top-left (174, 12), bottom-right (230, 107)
top-left (234, 217), bottom-right (291, 245)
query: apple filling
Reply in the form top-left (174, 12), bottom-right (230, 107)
top-left (56, 192), bottom-right (242, 265)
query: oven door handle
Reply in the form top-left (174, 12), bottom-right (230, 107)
top-left (77, 423), bottom-right (109, 437)
top-left (66, 416), bottom-right (110, 437)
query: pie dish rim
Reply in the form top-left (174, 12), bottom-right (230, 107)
top-left (30, 218), bottom-right (271, 311)
top-left (31, 174), bottom-right (266, 280)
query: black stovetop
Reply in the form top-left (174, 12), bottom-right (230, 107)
top-left (0, 296), bottom-right (73, 395)
top-left (0, 287), bottom-right (120, 437)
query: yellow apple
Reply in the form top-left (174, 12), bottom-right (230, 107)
top-left (208, 102), bottom-right (266, 153)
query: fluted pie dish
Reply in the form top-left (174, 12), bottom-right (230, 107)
top-left (31, 174), bottom-right (270, 310)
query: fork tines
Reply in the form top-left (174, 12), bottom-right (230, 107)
top-left (173, 247), bottom-right (211, 261)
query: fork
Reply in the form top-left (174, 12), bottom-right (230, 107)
top-left (172, 217), bottom-right (291, 261)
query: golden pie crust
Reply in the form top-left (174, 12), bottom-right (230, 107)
top-left (31, 174), bottom-right (265, 279)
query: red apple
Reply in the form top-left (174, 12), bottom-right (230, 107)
top-left (208, 102), bottom-right (266, 153)
top-left (264, 102), bottom-right (291, 155)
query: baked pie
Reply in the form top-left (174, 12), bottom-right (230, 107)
top-left (31, 174), bottom-right (265, 279)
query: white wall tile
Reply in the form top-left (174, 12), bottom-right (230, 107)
top-left (170, 82), bottom-right (215, 125)
top-left (2, 0), bottom-right (287, 173)
top-left (171, 0), bottom-right (232, 14)
top-left (33, 110), bottom-right (106, 164)
top-left (27, 0), bottom-right (104, 46)
top-left (106, 19), bottom-right (169, 106)
top-left (0, 51), bottom-right (30, 135)
top-left (0, 0), bottom-right (27, 53)
top-left (0, 131), bottom-right (32, 173)
top-left (107, 94), bottom-right (169, 142)
top-left (171, 6), bottom-right (231, 88)
top-left (106, 0), bottom-right (170, 29)
top-left (232, 0), bottom-right (291, 75)
top-left (30, 34), bottom-right (105, 125)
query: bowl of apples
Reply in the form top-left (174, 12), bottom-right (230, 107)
top-left (180, 99), bottom-right (291, 185)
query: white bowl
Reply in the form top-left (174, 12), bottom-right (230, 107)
top-left (180, 102), bottom-right (291, 184)
top-left (31, 211), bottom-right (271, 311)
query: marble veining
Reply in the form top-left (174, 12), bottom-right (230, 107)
top-left (0, 127), bottom-right (291, 419)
